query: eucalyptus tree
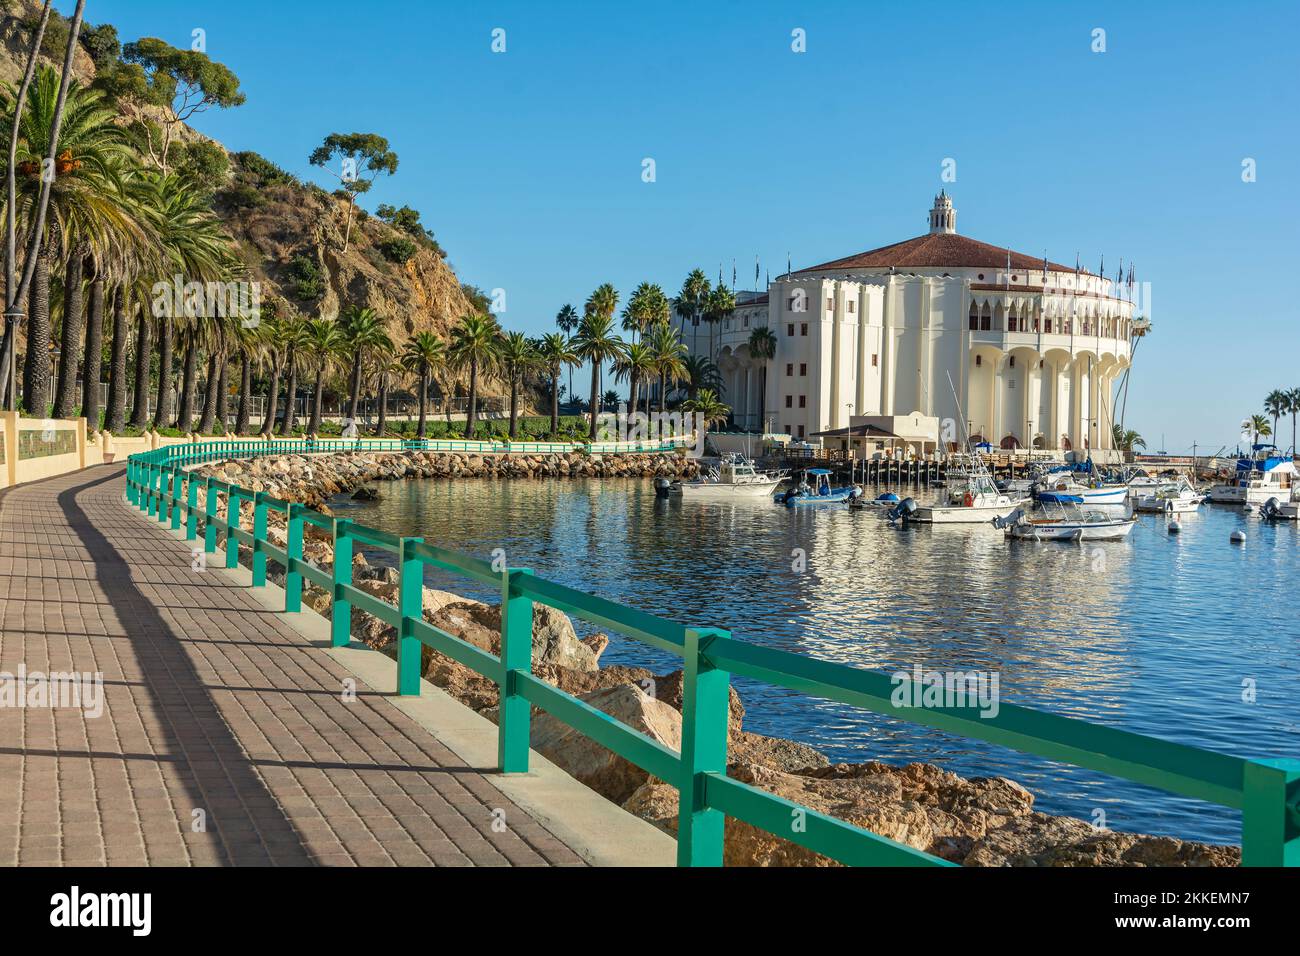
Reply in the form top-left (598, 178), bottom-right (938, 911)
top-left (573, 308), bottom-right (624, 440)
top-left (400, 330), bottom-right (446, 440)
top-left (747, 326), bottom-right (777, 432)
top-left (497, 330), bottom-right (537, 440)
top-left (308, 132), bottom-right (398, 252)
top-left (647, 321), bottom-right (687, 415)
top-left (304, 317), bottom-right (345, 436)
top-left (675, 268), bottom-right (710, 358)
top-left (450, 312), bottom-right (501, 440)
top-left (536, 331), bottom-right (577, 436)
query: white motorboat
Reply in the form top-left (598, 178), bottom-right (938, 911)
top-left (1134, 479), bottom-right (1205, 514)
top-left (1206, 452), bottom-right (1297, 505)
top-left (995, 503), bottom-right (1137, 541)
top-left (1035, 476), bottom-right (1129, 506)
top-left (1259, 490), bottom-right (1299, 521)
top-left (1123, 469), bottom-right (1182, 500)
top-left (668, 454), bottom-right (786, 500)
top-left (904, 474), bottom-right (1028, 524)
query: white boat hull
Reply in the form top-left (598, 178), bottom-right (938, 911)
top-left (912, 498), bottom-right (1028, 523)
top-left (1007, 518), bottom-right (1137, 541)
top-left (677, 477), bottom-right (783, 499)
top-left (1207, 484), bottom-right (1287, 505)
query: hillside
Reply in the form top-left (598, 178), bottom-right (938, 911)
top-left (1, 0), bottom-right (492, 403)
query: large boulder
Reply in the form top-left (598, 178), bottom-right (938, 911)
top-left (530, 684), bottom-right (682, 804)
top-left (427, 599), bottom-right (598, 672)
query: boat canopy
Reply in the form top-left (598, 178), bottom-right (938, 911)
top-left (806, 468), bottom-right (833, 476)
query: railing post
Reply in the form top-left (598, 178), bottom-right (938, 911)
top-left (167, 470), bottom-right (182, 527)
top-left (204, 481), bottom-right (219, 554)
top-left (285, 503), bottom-right (305, 612)
top-left (498, 568), bottom-right (535, 773)
top-left (126, 460), bottom-right (136, 505)
top-left (147, 466), bottom-right (158, 517)
top-left (252, 493), bottom-right (269, 586)
top-left (1241, 758), bottom-right (1300, 866)
top-left (185, 475), bottom-right (198, 540)
top-left (676, 626), bottom-right (731, 867)
top-left (396, 536), bottom-right (425, 695)
top-left (331, 518), bottom-right (354, 647)
top-left (225, 492), bottom-right (240, 568)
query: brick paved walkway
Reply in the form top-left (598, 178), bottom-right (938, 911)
top-left (0, 464), bottom-right (585, 866)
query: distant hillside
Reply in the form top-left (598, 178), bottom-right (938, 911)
top-left (1, 0), bottom-right (496, 403)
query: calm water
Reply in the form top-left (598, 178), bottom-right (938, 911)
top-left (335, 478), bottom-right (1300, 845)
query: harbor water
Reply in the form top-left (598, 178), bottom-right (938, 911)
top-left (336, 477), bottom-right (1300, 846)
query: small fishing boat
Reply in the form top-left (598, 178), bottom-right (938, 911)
top-left (776, 468), bottom-right (859, 507)
top-left (849, 491), bottom-right (902, 510)
top-left (994, 502), bottom-right (1138, 541)
top-left (1035, 475), bottom-right (1129, 506)
top-left (900, 474), bottom-right (1028, 524)
top-left (1206, 449), bottom-right (1297, 505)
top-left (1134, 479), bottom-right (1205, 514)
top-left (666, 454), bottom-right (787, 500)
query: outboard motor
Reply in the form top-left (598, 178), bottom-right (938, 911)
top-left (654, 477), bottom-right (673, 499)
top-left (887, 497), bottom-right (917, 522)
top-left (992, 508), bottom-right (1025, 530)
top-left (1260, 497), bottom-right (1282, 521)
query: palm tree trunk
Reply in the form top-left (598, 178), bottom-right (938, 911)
top-left (128, 306), bottom-right (150, 429)
top-left (466, 359), bottom-right (479, 439)
top-left (374, 371), bottom-right (388, 437)
top-left (215, 350), bottom-right (228, 434)
top-left (80, 271), bottom-right (104, 428)
top-left (21, 247), bottom-right (52, 414)
top-left (587, 359), bottom-right (600, 439)
top-left (280, 348), bottom-right (297, 436)
top-left (198, 350), bottom-right (219, 434)
top-left (175, 334), bottom-right (198, 431)
top-left (758, 367), bottom-right (766, 434)
top-left (417, 368), bottom-right (428, 439)
top-left (235, 351), bottom-right (251, 434)
top-left (152, 317), bottom-right (174, 429)
top-left (309, 366), bottom-right (324, 436)
top-left (259, 356), bottom-right (280, 436)
top-left (508, 373), bottom-right (519, 439)
top-left (346, 352), bottom-right (362, 422)
top-left (550, 371), bottom-right (559, 435)
top-left (53, 247), bottom-right (86, 418)
top-left (104, 286), bottom-right (127, 432)
top-left (658, 371), bottom-right (667, 415)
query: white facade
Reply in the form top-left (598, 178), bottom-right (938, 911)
top-left (705, 195), bottom-right (1135, 453)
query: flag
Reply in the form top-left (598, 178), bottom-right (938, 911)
top-left (732, 258), bottom-right (736, 290)
top-left (755, 255), bottom-right (760, 290)
top-left (787, 252), bottom-right (792, 277)
top-left (1043, 250), bottom-right (1049, 289)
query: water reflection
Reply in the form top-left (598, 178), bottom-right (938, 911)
top-left (339, 477), bottom-right (1300, 845)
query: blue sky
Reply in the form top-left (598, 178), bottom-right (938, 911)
top-left (82, 0), bottom-right (1298, 454)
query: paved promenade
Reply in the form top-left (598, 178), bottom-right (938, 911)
top-left (0, 464), bottom-right (587, 866)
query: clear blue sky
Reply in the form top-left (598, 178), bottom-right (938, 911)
top-left (82, 0), bottom-right (1298, 454)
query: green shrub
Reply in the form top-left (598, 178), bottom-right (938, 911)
top-left (378, 236), bottom-right (417, 263)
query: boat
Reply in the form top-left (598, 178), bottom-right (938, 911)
top-left (666, 454), bottom-right (787, 500)
top-left (1122, 468), bottom-right (1182, 500)
top-left (776, 468), bottom-right (859, 507)
top-left (1205, 448), bottom-right (1297, 505)
top-left (1259, 490), bottom-right (1300, 521)
top-left (994, 502), bottom-right (1138, 541)
top-left (1134, 479), bottom-right (1205, 514)
top-left (1034, 477), bottom-right (1129, 506)
top-left (849, 491), bottom-right (903, 510)
top-left (900, 474), bottom-right (1028, 524)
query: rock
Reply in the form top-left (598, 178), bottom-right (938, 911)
top-left (648, 668), bottom-right (746, 735)
top-left (531, 684), bottom-right (682, 804)
top-left (580, 633), bottom-right (610, 664)
top-left (730, 732), bottom-right (829, 773)
top-left (427, 600), bottom-right (598, 672)
top-left (351, 486), bottom-right (381, 501)
top-left (962, 814), bottom-right (1241, 867)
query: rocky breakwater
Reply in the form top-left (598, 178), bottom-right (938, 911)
top-left (186, 453), bottom-right (1238, 867)
top-left (195, 449), bottom-right (700, 509)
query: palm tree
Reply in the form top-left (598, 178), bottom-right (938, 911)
top-left (278, 315), bottom-right (310, 436)
top-left (338, 305), bottom-right (391, 425)
top-left (103, 285), bottom-right (129, 432)
top-left (304, 318), bottom-right (345, 436)
top-left (536, 331), bottom-right (576, 437)
top-left (257, 316), bottom-right (285, 437)
top-left (1287, 387), bottom-right (1300, 458)
top-left (372, 348), bottom-right (402, 437)
top-left (675, 269), bottom-right (710, 357)
top-left (555, 304), bottom-right (579, 407)
top-left (747, 326), bottom-right (777, 433)
top-left (647, 322), bottom-right (687, 415)
top-left (449, 312), bottom-right (501, 440)
top-left (127, 286), bottom-right (151, 429)
top-left (498, 330), bottom-right (535, 440)
top-left (613, 340), bottom-right (655, 418)
top-left (683, 354), bottom-right (723, 401)
top-left (400, 330), bottom-right (446, 439)
top-left (1111, 425), bottom-right (1146, 457)
top-left (703, 282), bottom-right (736, 363)
top-left (572, 306), bottom-right (624, 440)
top-left (622, 282), bottom-right (669, 344)
top-left (1248, 414), bottom-right (1272, 449)
top-left (682, 388), bottom-right (730, 446)
top-left (1264, 390), bottom-right (1288, 448)
top-left (231, 320), bottom-right (262, 435)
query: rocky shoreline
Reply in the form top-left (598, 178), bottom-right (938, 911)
top-left (191, 452), bottom-right (1239, 866)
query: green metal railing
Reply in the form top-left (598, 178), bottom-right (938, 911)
top-left (123, 443), bottom-right (1300, 867)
